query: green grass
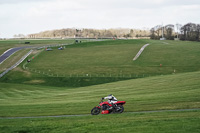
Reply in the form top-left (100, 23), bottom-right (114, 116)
top-left (25, 40), bottom-right (147, 75)
top-left (0, 39), bottom-right (75, 73)
top-left (0, 39), bottom-right (200, 132)
top-left (2, 39), bottom-right (199, 87)
top-left (0, 111), bottom-right (199, 133)
top-left (0, 71), bottom-right (199, 117)
top-left (0, 39), bottom-right (108, 86)
top-left (26, 39), bottom-right (200, 76)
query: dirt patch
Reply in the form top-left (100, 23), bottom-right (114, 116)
top-left (31, 49), bottom-right (43, 55)
top-left (24, 80), bottom-right (45, 84)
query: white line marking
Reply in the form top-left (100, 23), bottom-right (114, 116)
top-left (0, 48), bottom-right (14, 65)
top-left (162, 42), bottom-right (169, 44)
top-left (133, 44), bottom-right (150, 61)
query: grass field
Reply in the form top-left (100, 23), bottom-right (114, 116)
top-left (0, 111), bottom-right (199, 133)
top-left (1, 39), bottom-right (200, 87)
top-left (0, 70), bottom-right (199, 117)
top-left (0, 39), bottom-right (200, 132)
top-left (0, 39), bottom-right (103, 77)
top-left (25, 39), bottom-right (200, 76)
top-left (0, 71), bottom-right (200, 132)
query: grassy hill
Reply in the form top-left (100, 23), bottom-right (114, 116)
top-left (26, 39), bottom-right (200, 76)
top-left (1, 39), bottom-right (200, 87)
top-left (0, 70), bottom-right (199, 117)
top-left (0, 71), bottom-right (200, 132)
top-left (0, 39), bottom-right (199, 133)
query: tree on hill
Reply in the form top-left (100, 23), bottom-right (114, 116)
top-left (164, 24), bottom-right (174, 40)
top-left (13, 34), bottom-right (25, 38)
top-left (27, 28), bottom-right (150, 38)
top-left (150, 25), bottom-right (162, 39)
top-left (180, 23), bottom-right (200, 41)
top-left (150, 22), bottom-right (200, 41)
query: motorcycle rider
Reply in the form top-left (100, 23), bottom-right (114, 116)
top-left (102, 94), bottom-right (118, 109)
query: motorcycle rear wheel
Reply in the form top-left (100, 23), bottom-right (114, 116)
top-left (91, 107), bottom-right (100, 115)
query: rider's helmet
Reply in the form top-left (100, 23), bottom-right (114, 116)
top-left (108, 94), bottom-right (113, 96)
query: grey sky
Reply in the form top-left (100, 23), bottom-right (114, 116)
top-left (0, 0), bottom-right (200, 38)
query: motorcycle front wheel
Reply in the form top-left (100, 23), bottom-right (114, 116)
top-left (115, 105), bottom-right (124, 113)
top-left (91, 107), bottom-right (100, 115)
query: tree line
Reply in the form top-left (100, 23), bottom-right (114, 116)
top-left (150, 22), bottom-right (200, 41)
top-left (28, 28), bottom-right (150, 39)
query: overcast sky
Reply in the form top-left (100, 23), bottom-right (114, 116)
top-left (0, 0), bottom-right (200, 38)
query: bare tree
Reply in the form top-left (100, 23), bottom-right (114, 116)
top-left (180, 23), bottom-right (199, 41)
top-left (164, 24), bottom-right (174, 40)
top-left (196, 24), bottom-right (200, 41)
top-left (150, 25), bottom-right (162, 39)
top-left (13, 34), bottom-right (25, 38)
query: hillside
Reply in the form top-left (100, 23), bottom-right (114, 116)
top-left (0, 70), bottom-right (199, 117)
top-left (0, 39), bottom-right (199, 133)
top-left (27, 39), bottom-right (200, 76)
top-left (1, 39), bottom-right (200, 87)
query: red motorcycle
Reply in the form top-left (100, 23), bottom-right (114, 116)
top-left (91, 99), bottom-right (126, 115)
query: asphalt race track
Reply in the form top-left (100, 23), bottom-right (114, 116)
top-left (0, 108), bottom-right (199, 119)
top-left (0, 46), bottom-right (32, 64)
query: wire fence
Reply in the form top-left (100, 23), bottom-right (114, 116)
top-left (35, 43), bottom-right (73, 50)
top-left (23, 67), bottom-right (161, 78)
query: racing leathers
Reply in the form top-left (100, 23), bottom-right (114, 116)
top-left (103, 95), bottom-right (118, 104)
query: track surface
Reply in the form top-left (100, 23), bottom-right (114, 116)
top-left (0, 108), bottom-right (199, 119)
top-left (0, 46), bottom-right (32, 64)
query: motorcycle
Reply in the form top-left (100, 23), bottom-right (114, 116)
top-left (91, 99), bottom-right (126, 115)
